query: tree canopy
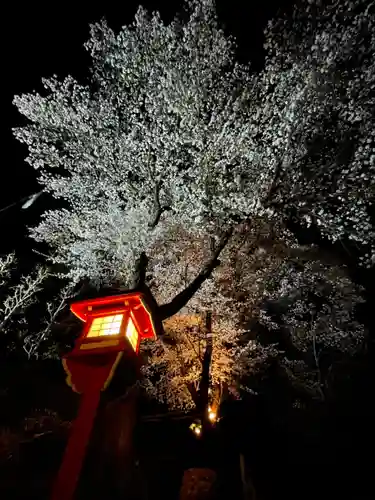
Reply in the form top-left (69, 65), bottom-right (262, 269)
top-left (13, 0), bottom-right (261, 287)
top-left (13, 0), bottom-right (375, 279)
top-left (11, 0), bottom-right (371, 407)
top-left (260, 0), bottom-right (375, 265)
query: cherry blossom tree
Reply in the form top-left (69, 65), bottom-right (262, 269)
top-left (140, 217), bottom-right (366, 408)
top-left (0, 254), bottom-right (47, 330)
top-left (12, 1), bottom-right (261, 403)
top-left (13, 0), bottom-right (260, 289)
top-left (11, 0), bottom-right (369, 406)
top-left (22, 281), bottom-right (76, 359)
top-left (257, 253), bottom-right (366, 400)
top-left (138, 217), bottom-right (287, 408)
top-left (14, 0), bottom-right (375, 275)
top-left (258, 0), bottom-right (375, 266)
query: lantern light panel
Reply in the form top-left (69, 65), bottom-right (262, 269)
top-left (125, 316), bottom-right (139, 351)
top-left (87, 314), bottom-right (124, 337)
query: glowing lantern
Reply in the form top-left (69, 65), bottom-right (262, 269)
top-left (68, 291), bottom-right (157, 358)
top-left (52, 291), bottom-right (157, 500)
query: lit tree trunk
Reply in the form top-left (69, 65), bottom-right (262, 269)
top-left (198, 311), bottom-right (213, 432)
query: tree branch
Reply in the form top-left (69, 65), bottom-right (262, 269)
top-left (130, 252), bottom-right (165, 337)
top-left (148, 181), bottom-right (171, 229)
top-left (159, 228), bottom-right (233, 321)
top-left (311, 314), bottom-right (325, 401)
top-left (264, 158), bottom-right (283, 205)
top-left (131, 251), bottom-right (149, 289)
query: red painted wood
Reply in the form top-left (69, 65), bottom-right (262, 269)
top-left (52, 290), bottom-right (159, 500)
top-left (63, 352), bottom-right (123, 393)
top-left (51, 387), bottom-right (101, 500)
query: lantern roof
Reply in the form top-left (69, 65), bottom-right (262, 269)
top-left (70, 291), bottom-right (157, 340)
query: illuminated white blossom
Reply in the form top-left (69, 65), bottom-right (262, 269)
top-left (258, 0), bottom-right (375, 265)
top-left (13, 0), bottom-right (260, 286)
top-left (11, 0), bottom-right (369, 405)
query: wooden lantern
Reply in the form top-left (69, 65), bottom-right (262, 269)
top-left (69, 291), bottom-right (157, 355)
top-left (52, 291), bottom-right (157, 500)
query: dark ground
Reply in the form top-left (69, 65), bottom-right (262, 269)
top-left (0, 346), bottom-right (373, 499)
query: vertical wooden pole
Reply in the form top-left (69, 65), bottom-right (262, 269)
top-left (51, 388), bottom-right (101, 500)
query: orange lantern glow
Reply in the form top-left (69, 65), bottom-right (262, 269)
top-left (208, 406), bottom-right (217, 423)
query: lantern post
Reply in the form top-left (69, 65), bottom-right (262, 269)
top-left (51, 291), bottom-right (157, 500)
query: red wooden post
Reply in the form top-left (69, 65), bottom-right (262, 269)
top-left (51, 291), bottom-right (159, 500)
top-left (51, 387), bottom-right (101, 500)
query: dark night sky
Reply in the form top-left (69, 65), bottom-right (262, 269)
top-left (1, 0), bottom-right (292, 258)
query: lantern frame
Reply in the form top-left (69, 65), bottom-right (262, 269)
top-left (68, 291), bottom-right (157, 356)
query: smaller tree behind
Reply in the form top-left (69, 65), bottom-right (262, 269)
top-left (0, 253), bottom-right (48, 354)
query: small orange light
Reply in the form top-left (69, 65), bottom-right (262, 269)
top-left (208, 406), bottom-right (217, 422)
top-left (189, 422), bottom-right (202, 437)
top-left (208, 411), bottom-right (216, 422)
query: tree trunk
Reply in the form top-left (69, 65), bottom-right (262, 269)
top-left (239, 454), bottom-right (257, 500)
top-left (80, 353), bottom-right (141, 499)
top-left (198, 312), bottom-right (213, 431)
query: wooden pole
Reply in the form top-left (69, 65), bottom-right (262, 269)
top-left (51, 388), bottom-right (101, 500)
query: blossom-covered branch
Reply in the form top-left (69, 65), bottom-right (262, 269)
top-left (0, 258), bottom-right (48, 331)
top-left (23, 283), bottom-right (75, 359)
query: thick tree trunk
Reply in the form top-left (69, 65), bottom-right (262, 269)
top-left (80, 351), bottom-right (141, 499)
top-left (81, 386), bottom-right (139, 499)
top-left (240, 454), bottom-right (257, 500)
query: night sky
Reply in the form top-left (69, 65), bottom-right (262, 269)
top-left (2, 0), bottom-right (291, 259)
